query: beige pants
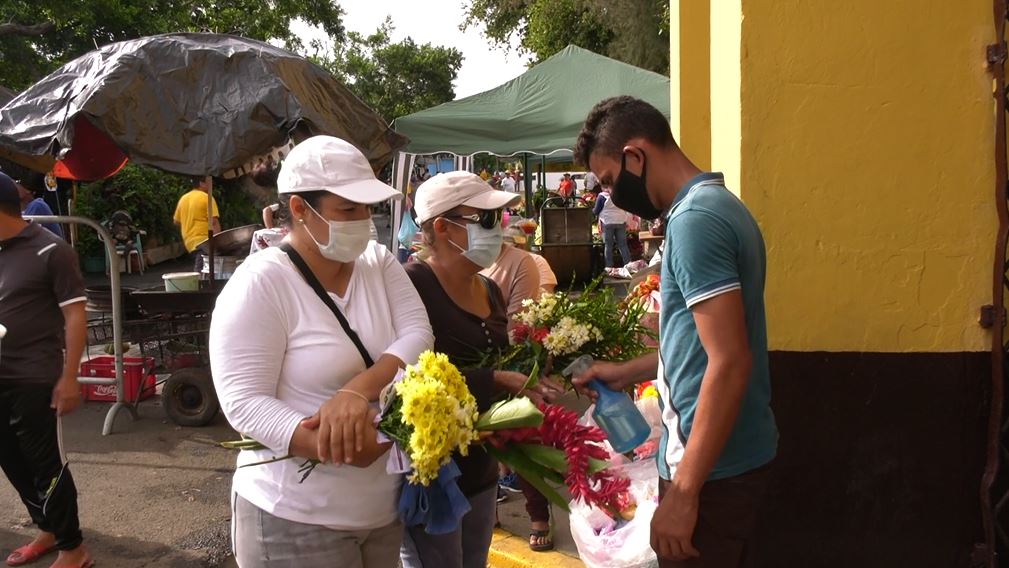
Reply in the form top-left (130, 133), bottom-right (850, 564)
top-left (232, 494), bottom-right (402, 568)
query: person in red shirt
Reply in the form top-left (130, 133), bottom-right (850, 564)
top-left (558, 173), bottom-right (574, 198)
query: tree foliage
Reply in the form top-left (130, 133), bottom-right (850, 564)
top-left (0, 0), bottom-right (345, 91)
top-left (463, 0), bottom-right (669, 75)
top-left (316, 17), bottom-right (463, 123)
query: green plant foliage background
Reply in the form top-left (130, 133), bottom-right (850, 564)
top-left (74, 164), bottom-right (258, 259)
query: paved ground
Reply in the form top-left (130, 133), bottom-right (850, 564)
top-left (0, 398), bottom-right (239, 567)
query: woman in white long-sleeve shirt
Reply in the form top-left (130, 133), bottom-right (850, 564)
top-left (210, 136), bottom-right (434, 568)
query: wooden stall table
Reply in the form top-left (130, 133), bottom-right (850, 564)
top-left (638, 231), bottom-right (664, 259)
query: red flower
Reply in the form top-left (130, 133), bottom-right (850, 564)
top-left (510, 324), bottom-right (531, 343)
top-left (493, 403), bottom-right (632, 515)
top-left (530, 327), bottom-right (549, 344)
top-left (536, 404), bottom-right (629, 513)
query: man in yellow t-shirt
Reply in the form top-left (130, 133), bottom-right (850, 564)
top-left (173, 176), bottom-right (221, 253)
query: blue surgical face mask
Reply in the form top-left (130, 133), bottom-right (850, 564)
top-left (444, 219), bottom-right (502, 269)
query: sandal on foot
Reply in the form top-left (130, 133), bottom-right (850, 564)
top-left (529, 529), bottom-right (554, 552)
top-left (6, 543), bottom-right (55, 567)
top-left (48, 555), bottom-right (93, 568)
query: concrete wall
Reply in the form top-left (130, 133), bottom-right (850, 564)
top-left (670, 2), bottom-right (996, 564)
top-left (669, 0), bottom-right (712, 170)
top-left (677, 0), bottom-right (995, 353)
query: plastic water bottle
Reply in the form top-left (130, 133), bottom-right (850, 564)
top-left (563, 354), bottom-right (650, 454)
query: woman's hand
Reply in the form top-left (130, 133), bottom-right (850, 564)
top-left (300, 410), bottom-right (389, 468)
top-left (493, 371), bottom-right (565, 406)
top-left (314, 389), bottom-right (372, 465)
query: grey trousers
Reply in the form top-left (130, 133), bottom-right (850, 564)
top-left (232, 494), bottom-right (402, 568)
top-left (399, 484), bottom-right (497, 568)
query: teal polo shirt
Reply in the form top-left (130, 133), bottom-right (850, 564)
top-left (656, 172), bottom-right (777, 481)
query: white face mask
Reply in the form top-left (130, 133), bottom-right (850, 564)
top-left (445, 219), bottom-right (503, 269)
top-left (303, 201), bottom-right (371, 262)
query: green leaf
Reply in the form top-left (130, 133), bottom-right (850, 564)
top-left (486, 445), bottom-right (570, 513)
top-left (515, 444), bottom-right (609, 476)
top-left (516, 444), bottom-right (568, 473)
top-left (587, 457), bottom-right (610, 476)
top-left (521, 360), bottom-right (540, 393)
top-left (475, 397), bottom-right (544, 431)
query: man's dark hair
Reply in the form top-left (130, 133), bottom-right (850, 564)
top-left (19, 172), bottom-right (46, 198)
top-left (190, 175), bottom-right (205, 187)
top-left (574, 96), bottom-right (676, 167)
top-left (0, 200), bottom-right (20, 217)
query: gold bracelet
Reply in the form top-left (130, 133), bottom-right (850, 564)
top-left (336, 389), bottom-right (371, 404)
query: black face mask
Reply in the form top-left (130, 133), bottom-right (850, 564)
top-left (611, 152), bottom-right (662, 220)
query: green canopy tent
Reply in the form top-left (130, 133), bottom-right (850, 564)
top-left (387, 45), bottom-right (670, 245)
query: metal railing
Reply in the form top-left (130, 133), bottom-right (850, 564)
top-left (24, 214), bottom-right (138, 435)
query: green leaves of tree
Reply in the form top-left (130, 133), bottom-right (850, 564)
top-left (314, 17), bottom-right (463, 123)
top-left (0, 0), bottom-right (345, 91)
top-left (463, 0), bottom-right (669, 75)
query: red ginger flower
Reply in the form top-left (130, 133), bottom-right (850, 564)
top-left (537, 404), bottom-right (630, 513)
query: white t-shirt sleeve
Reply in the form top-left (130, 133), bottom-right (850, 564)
top-left (378, 247), bottom-right (434, 364)
top-left (210, 269), bottom-right (305, 455)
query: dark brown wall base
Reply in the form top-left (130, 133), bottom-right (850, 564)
top-left (752, 351), bottom-right (990, 568)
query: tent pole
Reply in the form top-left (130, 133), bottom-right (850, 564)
top-left (523, 153), bottom-right (533, 218)
top-left (207, 177), bottom-right (215, 286)
top-left (70, 182), bottom-right (78, 246)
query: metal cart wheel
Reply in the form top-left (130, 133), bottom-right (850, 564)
top-left (162, 367), bottom-right (219, 427)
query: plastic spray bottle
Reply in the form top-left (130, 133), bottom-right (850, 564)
top-left (562, 354), bottom-right (650, 454)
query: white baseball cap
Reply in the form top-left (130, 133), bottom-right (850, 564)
top-left (414, 171), bottom-right (521, 224)
top-left (277, 136), bottom-right (401, 204)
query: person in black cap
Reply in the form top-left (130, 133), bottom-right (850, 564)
top-left (0, 172), bottom-right (92, 568)
top-left (16, 173), bottom-right (63, 238)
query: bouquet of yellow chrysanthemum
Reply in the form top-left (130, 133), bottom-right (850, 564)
top-left (377, 351), bottom-right (480, 486)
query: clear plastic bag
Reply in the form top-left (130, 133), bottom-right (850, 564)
top-left (569, 459), bottom-right (660, 568)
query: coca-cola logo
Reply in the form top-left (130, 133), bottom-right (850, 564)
top-left (93, 385), bottom-right (118, 397)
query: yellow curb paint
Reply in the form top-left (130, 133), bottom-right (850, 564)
top-left (487, 529), bottom-right (584, 568)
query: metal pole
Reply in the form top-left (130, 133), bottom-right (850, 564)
top-left (523, 153), bottom-right (533, 218)
top-left (24, 214), bottom-right (138, 435)
top-left (206, 178), bottom-right (216, 284)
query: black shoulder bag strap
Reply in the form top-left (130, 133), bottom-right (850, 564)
top-left (478, 274), bottom-right (505, 315)
top-left (280, 243), bottom-right (375, 368)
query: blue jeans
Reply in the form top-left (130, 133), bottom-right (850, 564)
top-left (603, 224), bottom-right (631, 268)
top-left (400, 484), bottom-right (497, 568)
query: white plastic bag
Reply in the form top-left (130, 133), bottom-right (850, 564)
top-left (579, 399), bottom-right (662, 461)
top-left (569, 459), bottom-right (660, 568)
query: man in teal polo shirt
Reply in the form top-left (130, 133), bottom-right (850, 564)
top-left (573, 96), bottom-right (777, 567)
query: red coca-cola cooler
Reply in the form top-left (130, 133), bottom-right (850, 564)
top-left (80, 356), bottom-right (157, 402)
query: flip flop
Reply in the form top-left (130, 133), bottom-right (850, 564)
top-left (529, 529), bottom-right (554, 552)
top-left (6, 542), bottom-right (55, 567)
top-left (48, 554), bottom-right (93, 568)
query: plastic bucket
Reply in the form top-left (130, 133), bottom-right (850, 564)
top-left (163, 272), bottom-right (200, 292)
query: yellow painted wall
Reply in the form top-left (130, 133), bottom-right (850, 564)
top-left (709, 0), bottom-right (742, 196)
top-left (705, 0), bottom-right (996, 352)
top-left (669, 0), bottom-right (712, 170)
